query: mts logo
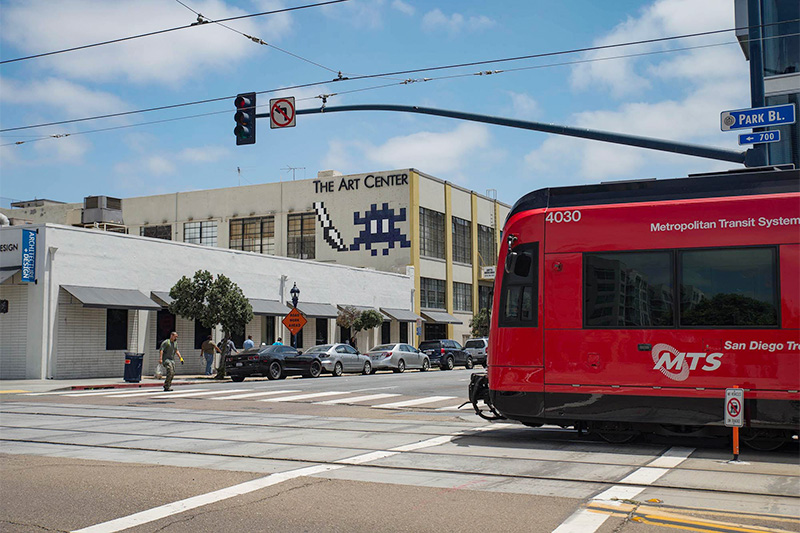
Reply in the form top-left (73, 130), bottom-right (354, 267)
top-left (651, 343), bottom-right (722, 382)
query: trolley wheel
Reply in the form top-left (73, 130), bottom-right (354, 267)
top-left (741, 429), bottom-right (790, 451)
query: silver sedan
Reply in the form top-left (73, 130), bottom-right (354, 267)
top-left (304, 344), bottom-right (372, 376)
top-left (366, 343), bottom-right (430, 373)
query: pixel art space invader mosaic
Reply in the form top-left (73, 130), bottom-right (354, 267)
top-left (351, 203), bottom-right (411, 256)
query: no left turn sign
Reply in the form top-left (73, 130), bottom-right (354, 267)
top-left (270, 97), bottom-right (296, 129)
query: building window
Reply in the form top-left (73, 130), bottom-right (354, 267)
top-left (762, 0), bottom-right (799, 77)
top-left (453, 282), bottom-right (473, 312)
top-left (184, 221), bottom-right (217, 247)
top-left (106, 309), bottom-right (128, 350)
top-left (287, 213), bottom-right (315, 259)
top-left (424, 323), bottom-right (447, 341)
top-left (230, 216), bottom-right (275, 254)
top-left (420, 277), bottom-right (446, 309)
top-left (399, 322), bottom-right (409, 343)
top-left (231, 329), bottom-right (245, 349)
top-left (292, 328), bottom-right (304, 349)
top-left (680, 248), bottom-right (777, 327)
top-left (478, 224), bottom-right (496, 267)
top-left (419, 207), bottom-right (445, 259)
top-left (316, 318), bottom-right (328, 345)
top-left (452, 217), bottom-right (472, 264)
top-left (140, 225), bottom-right (172, 240)
top-left (584, 251), bottom-right (673, 328)
top-left (478, 284), bottom-right (492, 311)
top-left (156, 310), bottom-right (175, 349)
top-left (194, 320), bottom-right (211, 349)
top-left (340, 325), bottom-right (351, 344)
top-left (264, 316), bottom-right (275, 345)
top-left (381, 321), bottom-right (391, 344)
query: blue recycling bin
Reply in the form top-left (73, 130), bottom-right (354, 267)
top-left (124, 352), bottom-right (144, 383)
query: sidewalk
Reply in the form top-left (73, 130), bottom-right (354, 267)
top-left (0, 375), bottom-right (229, 394)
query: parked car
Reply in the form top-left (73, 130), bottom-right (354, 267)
top-left (226, 344), bottom-right (322, 381)
top-left (304, 344), bottom-right (372, 376)
top-left (463, 338), bottom-right (489, 367)
top-left (418, 339), bottom-right (472, 370)
top-left (366, 343), bottom-right (430, 373)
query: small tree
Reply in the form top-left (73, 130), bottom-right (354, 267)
top-left (354, 309), bottom-right (383, 333)
top-left (469, 308), bottom-right (490, 338)
top-left (169, 270), bottom-right (253, 379)
top-left (336, 306), bottom-right (360, 330)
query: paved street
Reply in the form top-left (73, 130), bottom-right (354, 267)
top-left (1, 368), bottom-right (798, 533)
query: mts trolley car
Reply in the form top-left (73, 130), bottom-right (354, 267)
top-left (470, 167), bottom-right (800, 449)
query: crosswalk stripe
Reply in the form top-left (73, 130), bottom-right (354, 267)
top-left (148, 389), bottom-right (249, 399)
top-left (62, 389), bottom-right (168, 397)
top-left (210, 390), bottom-right (301, 400)
top-left (259, 391), bottom-right (352, 403)
top-left (372, 396), bottom-right (457, 409)
top-left (112, 388), bottom-right (210, 398)
top-left (315, 393), bottom-right (401, 405)
top-left (435, 403), bottom-right (466, 411)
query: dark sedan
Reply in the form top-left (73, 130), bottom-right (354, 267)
top-left (226, 344), bottom-right (322, 381)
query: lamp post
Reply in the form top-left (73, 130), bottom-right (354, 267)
top-left (290, 283), bottom-right (300, 347)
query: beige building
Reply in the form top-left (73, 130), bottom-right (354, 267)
top-left (2, 168), bottom-right (510, 344)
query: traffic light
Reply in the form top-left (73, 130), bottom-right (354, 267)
top-left (234, 92), bottom-right (256, 146)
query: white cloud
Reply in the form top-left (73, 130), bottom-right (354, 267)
top-left (391, 0), bottom-right (415, 16)
top-left (179, 146), bottom-right (229, 163)
top-left (146, 156), bottom-right (176, 176)
top-left (0, 76), bottom-right (129, 119)
top-left (508, 92), bottom-right (540, 120)
top-left (322, 0), bottom-right (385, 29)
top-left (0, 0), bottom-right (289, 86)
top-left (421, 9), bottom-right (496, 34)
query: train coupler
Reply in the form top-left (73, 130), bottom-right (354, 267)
top-left (468, 372), bottom-right (506, 421)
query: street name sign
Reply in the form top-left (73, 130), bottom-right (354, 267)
top-left (720, 103), bottom-right (796, 131)
top-left (724, 388), bottom-right (744, 427)
top-left (738, 130), bottom-right (781, 146)
top-left (270, 97), bottom-right (296, 129)
top-left (282, 307), bottom-right (307, 335)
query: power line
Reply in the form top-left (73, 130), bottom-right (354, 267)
top-left (2, 21), bottom-right (796, 135)
top-left (0, 0), bottom-right (350, 65)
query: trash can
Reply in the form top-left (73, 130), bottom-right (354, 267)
top-left (123, 352), bottom-right (144, 383)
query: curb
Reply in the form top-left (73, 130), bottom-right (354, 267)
top-left (69, 378), bottom-right (228, 391)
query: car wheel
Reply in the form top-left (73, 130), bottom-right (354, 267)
top-left (442, 356), bottom-right (454, 371)
top-left (306, 360), bottom-right (322, 378)
top-left (362, 361), bottom-right (372, 375)
top-left (267, 361), bottom-right (283, 380)
top-left (231, 374), bottom-right (245, 382)
top-left (465, 356), bottom-right (474, 369)
top-left (393, 359), bottom-right (405, 373)
top-left (421, 358), bottom-right (430, 372)
top-left (333, 361), bottom-right (343, 377)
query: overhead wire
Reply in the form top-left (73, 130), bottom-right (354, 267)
top-left (1, 21), bottom-right (797, 140)
top-left (0, 0), bottom-right (350, 65)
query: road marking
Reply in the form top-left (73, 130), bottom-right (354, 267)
top-left (112, 388), bottom-right (210, 398)
top-left (372, 395), bottom-right (456, 409)
top-left (210, 390), bottom-right (301, 400)
top-left (63, 389), bottom-right (169, 397)
top-left (259, 391), bottom-right (352, 402)
top-left (552, 446), bottom-right (694, 533)
top-left (334, 450), bottom-right (398, 464)
top-left (0, 390), bottom-right (30, 394)
top-left (315, 393), bottom-right (400, 405)
top-left (148, 389), bottom-right (249, 399)
top-left (391, 435), bottom-right (454, 451)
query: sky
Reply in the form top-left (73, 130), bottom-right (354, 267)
top-left (0, 0), bottom-right (752, 208)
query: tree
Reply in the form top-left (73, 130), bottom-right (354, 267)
top-left (168, 270), bottom-right (253, 378)
top-left (336, 306), bottom-right (360, 330)
top-left (470, 308), bottom-right (490, 337)
top-left (354, 309), bottom-right (383, 333)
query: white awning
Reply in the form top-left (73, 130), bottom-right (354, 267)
top-left (294, 302), bottom-right (338, 318)
top-left (420, 310), bottom-right (462, 324)
top-left (0, 269), bottom-right (19, 284)
top-left (62, 285), bottom-right (161, 310)
top-left (251, 299), bottom-right (290, 316)
top-left (150, 291), bottom-right (173, 307)
top-left (380, 307), bottom-right (424, 322)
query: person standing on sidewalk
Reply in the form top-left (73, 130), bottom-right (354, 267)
top-left (159, 331), bottom-right (182, 391)
top-left (200, 335), bottom-right (220, 376)
top-left (243, 335), bottom-right (255, 350)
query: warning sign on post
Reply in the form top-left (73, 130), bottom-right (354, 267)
top-left (270, 97), bottom-right (296, 129)
top-left (282, 307), bottom-right (306, 335)
top-left (724, 388), bottom-right (744, 427)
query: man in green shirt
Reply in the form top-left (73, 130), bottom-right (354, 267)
top-left (159, 331), bottom-right (182, 391)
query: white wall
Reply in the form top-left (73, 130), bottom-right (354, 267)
top-left (0, 281), bottom-right (28, 379)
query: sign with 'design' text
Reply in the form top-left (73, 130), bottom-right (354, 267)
top-left (21, 229), bottom-right (37, 283)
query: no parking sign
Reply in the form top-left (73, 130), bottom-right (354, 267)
top-left (725, 388), bottom-right (744, 427)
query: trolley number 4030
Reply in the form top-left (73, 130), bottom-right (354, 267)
top-left (545, 210), bottom-right (581, 223)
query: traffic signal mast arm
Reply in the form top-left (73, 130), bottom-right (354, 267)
top-left (254, 104), bottom-right (750, 166)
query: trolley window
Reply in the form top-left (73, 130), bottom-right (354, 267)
top-left (679, 247), bottom-right (778, 327)
top-left (584, 251), bottom-right (674, 328)
top-left (499, 242), bottom-right (538, 327)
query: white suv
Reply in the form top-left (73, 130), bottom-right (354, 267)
top-left (463, 338), bottom-right (488, 367)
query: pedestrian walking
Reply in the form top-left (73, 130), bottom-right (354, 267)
top-left (159, 331), bottom-right (182, 391)
top-left (243, 335), bottom-right (255, 350)
top-left (273, 337), bottom-right (283, 345)
top-left (200, 335), bottom-right (220, 376)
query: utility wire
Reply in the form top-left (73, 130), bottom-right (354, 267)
top-left (0, 0), bottom-right (350, 65)
top-left (2, 21), bottom-right (797, 135)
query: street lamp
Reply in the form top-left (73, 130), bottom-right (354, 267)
top-left (290, 283), bottom-right (300, 348)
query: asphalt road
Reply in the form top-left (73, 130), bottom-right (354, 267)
top-left (1, 368), bottom-right (798, 533)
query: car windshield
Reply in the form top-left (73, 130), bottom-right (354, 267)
top-left (418, 342), bottom-right (439, 350)
top-left (305, 345), bottom-right (332, 354)
top-left (370, 344), bottom-right (395, 352)
top-left (464, 340), bottom-right (484, 348)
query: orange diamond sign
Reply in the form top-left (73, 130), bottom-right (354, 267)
top-left (282, 308), bottom-right (307, 335)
